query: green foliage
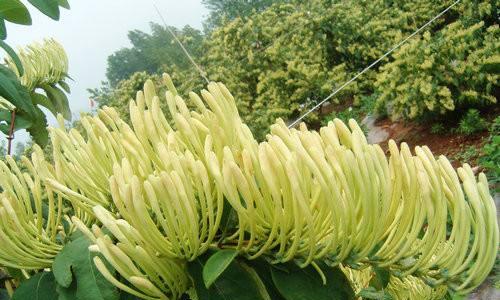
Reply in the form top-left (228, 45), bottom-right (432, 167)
top-left (0, 0), bottom-right (68, 37)
top-left (455, 146), bottom-right (479, 163)
top-left (27, 0), bottom-right (61, 20)
top-left (0, 0), bottom-right (32, 25)
top-left (431, 123), bottom-right (446, 134)
top-left (96, 0), bottom-right (497, 140)
top-left (479, 117), bottom-right (500, 189)
top-left (0, 289), bottom-right (8, 300)
top-left (321, 95), bottom-right (376, 134)
top-left (202, 0), bottom-right (471, 138)
top-left (375, 20), bottom-right (498, 119)
top-left (457, 109), bottom-right (488, 135)
top-left (188, 251), bottom-right (270, 300)
top-left (202, 249), bottom-right (238, 288)
top-left (270, 262), bottom-right (355, 300)
top-left (52, 235), bottom-right (119, 300)
top-left (11, 272), bottom-right (57, 300)
top-left (0, 40), bottom-right (24, 75)
top-left (188, 249), bottom-right (355, 300)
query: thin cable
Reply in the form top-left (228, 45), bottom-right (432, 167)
top-left (153, 4), bottom-right (209, 83)
top-left (288, 0), bottom-right (461, 128)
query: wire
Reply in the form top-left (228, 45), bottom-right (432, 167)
top-left (287, 0), bottom-right (462, 128)
top-left (153, 3), bottom-right (210, 83)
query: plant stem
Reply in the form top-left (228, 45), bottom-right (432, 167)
top-left (5, 280), bottom-right (14, 297)
top-left (7, 110), bottom-right (16, 155)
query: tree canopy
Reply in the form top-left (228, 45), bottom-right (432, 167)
top-left (105, 23), bottom-right (204, 86)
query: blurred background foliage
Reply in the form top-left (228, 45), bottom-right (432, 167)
top-left (91, 0), bottom-right (498, 140)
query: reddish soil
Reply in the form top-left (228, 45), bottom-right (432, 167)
top-left (374, 118), bottom-right (489, 168)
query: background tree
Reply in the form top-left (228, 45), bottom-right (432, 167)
top-left (201, 0), bottom-right (293, 31)
top-left (105, 23), bottom-right (204, 86)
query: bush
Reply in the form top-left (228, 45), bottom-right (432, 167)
top-left (480, 116), bottom-right (500, 189)
top-left (375, 20), bottom-right (498, 120)
top-left (457, 109), bottom-right (488, 135)
top-left (431, 123), bottom-right (446, 134)
top-left (204, 0), bottom-right (466, 138)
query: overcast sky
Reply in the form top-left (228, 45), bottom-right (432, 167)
top-left (4, 0), bottom-right (207, 144)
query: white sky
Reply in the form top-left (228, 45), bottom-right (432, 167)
top-left (4, 0), bottom-right (207, 144)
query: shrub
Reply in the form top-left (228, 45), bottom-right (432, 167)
top-left (457, 109), bottom-right (488, 135)
top-left (480, 116), bottom-right (500, 189)
top-left (431, 123), bottom-right (446, 134)
top-left (204, 0), bottom-right (466, 138)
top-left (375, 21), bottom-right (499, 120)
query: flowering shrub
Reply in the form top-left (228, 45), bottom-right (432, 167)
top-left (0, 75), bottom-right (497, 299)
top-left (375, 21), bottom-right (498, 119)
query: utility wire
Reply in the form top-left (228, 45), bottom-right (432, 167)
top-left (153, 4), bottom-right (210, 83)
top-left (287, 0), bottom-right (461, 128)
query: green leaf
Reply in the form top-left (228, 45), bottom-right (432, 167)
top-left (27, 0), bottom-right (60, 20)
top-left (370, 267), bottom-right (391, 290)
top-left (56, 280), bottom-right (77, 300)
top-left (0, 19), bottom-right (6, 40)
top-left (57, 0), bottom-right (70, 9)
top-left (188, 253), bottom-right (268, 300)
top-left (247, 258), bottom-right (286, 300)
top-left (271, 262), bottom-right (355, 300)
top-left (42, 84), bottom-right (71, 120)
top-left (25, 107), bottom-right (49, 146)
top-left (0, 65), bottom-right (37, 118)
top-left (218, 198), bottom-right (237, 241)
top-left (0, 40), bottom-right (23, 76)
top-left (52, 235), bottom-right (119, 300)
top-left (203, 249), bottom-right (238, 288)
top-left (0, 109), bottom-right (33, 135)
top-left (0, 0), bottom-right (31, 25)
top-left (31, 92), bottom-right (58, 116)
top-left (58, 80), bottom-right (70, 93)
top-left (11, 272), bottom-right (57, 300)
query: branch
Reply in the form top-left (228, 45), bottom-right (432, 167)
top-left (7, 110), bottom-right (16, 155)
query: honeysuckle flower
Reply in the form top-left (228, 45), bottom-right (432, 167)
top-left (344, 265), bottom-right (448, 299)
top-left (83, 76), bottom-right (497, 296)
top-left (72, 216), bottom-right (189, 300)
top-left (0, 150), bottom-right (63, 270)
top-left (6, 39), bottom-right (69, 90)
top-left (0, 74), bottom-right (497, 299)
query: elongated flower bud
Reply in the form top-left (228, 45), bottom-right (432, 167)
top-left (0, 149), bottom-right (63, 269)
top-left (6, 38), bottom-right (69, 90)
top-left (0, 74), bottom-right (496, 299)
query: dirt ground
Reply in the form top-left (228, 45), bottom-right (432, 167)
top-left (371, 118), bottom-right (489, 168)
